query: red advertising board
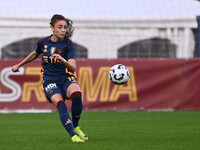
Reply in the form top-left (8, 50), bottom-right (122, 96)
top-left (0, 58), bottom-right (200, 111)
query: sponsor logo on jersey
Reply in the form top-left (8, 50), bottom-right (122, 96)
top-left (45, 83), bottom-right (57, 92)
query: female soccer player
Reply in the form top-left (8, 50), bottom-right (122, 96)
top-left (12, 14), bottom-right (88, 143)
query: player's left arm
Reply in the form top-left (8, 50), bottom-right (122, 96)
top-left (51, 53), bottom-right (76, 73)
top-left (63, 58), bottom-right (76, 73)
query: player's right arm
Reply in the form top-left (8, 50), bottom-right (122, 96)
top-left (12, 50), bottom-right (40, 72)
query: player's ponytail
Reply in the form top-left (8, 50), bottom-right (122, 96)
top-left (50, 14), bottom-right (74, 38)
top-left (65, 18), bottom-right (74, 38)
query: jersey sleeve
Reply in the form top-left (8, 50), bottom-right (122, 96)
top-left (66, 40), bottom-right (76, 60)
top-left (35, 41), bottom-right (43, 54)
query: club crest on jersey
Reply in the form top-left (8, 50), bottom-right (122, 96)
top-left (45, 83), bottom-right (57, 92)
top-left (50, 47), bottom-right (56, 54)
top-left (49, 89), bottom-right (54, 94)
top-left (58, 49), bottom-right (63, 54)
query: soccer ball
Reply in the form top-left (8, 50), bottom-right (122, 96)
top-left (109, 64), bottom-right (130, 85)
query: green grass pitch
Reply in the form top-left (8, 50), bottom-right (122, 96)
top-left (0, 111), bottom-right (200, 150)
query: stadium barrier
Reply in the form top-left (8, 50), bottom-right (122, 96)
top-left (0, 58), bottom-right (200, 112)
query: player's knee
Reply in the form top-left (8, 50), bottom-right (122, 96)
top-left (51, 94), bottom-right (64, 106)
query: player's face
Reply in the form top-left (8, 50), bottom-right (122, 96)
top-left (51, 21), bottom-right (67, 39)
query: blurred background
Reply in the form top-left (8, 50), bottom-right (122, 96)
top-left (1, 0), bottom-right (200, 112)
top-left (0, 0), bottom-right (200, 59)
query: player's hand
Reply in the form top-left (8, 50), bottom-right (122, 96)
top-left (12, 64), bottom-right (20, 72)
top-left (51, 53), bottom-right (66, 63)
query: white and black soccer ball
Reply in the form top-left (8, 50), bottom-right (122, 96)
top-left (109, 64), bottom-right (130, 85)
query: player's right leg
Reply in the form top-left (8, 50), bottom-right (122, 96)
top-left (51, 94), bottom-right (84, 142)
top-left (43, 80), bottom-right (84, 142)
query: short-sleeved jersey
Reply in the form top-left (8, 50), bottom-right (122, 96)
top-left (35, 35), bottom-right (76, 80)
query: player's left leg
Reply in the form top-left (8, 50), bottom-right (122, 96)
top-left (67, 83), bottom-right (88, 141)
top-left (71, 91), bottom-right (82, 127)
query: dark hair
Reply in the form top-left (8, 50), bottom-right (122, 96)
top-left (50, 14), bottom-right (74, 38)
